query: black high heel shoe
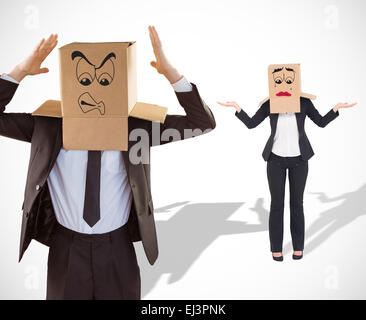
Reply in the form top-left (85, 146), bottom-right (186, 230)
top-left (272, 254), bottom-right (283, 262)
top-left (292, 253), bottom-right (303, 260)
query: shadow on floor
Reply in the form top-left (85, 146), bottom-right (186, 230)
top-left (283, 183), bottom-right (366, 255)
top-left (137, 199), bottom-right (268, 297)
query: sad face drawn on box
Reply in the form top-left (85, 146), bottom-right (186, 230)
top-left (72, 50), bottom-right (116, 115)
top-left (271, 66), bottom-right (297, 97)
top-left (258, 64), bottom-right (316, 112)
top-left (267, 64), bottom-right (302, 114)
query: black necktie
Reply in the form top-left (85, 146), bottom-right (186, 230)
top-left (83, 150), bottom-right (101, 227)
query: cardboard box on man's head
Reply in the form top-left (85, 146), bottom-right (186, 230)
top-left (33, 41), bottom-right (167, 150)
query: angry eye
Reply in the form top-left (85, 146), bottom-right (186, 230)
top-left (78, 73), bottom-right (93, 86)
top-left (97, 73), bottom-right (113, 86)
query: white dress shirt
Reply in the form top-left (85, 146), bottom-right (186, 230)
top-left (271, 112), bottom-right (301, 157)
top-left (1, 73), bottom-right (192, 234)
top-left (47, 149), bottom-right (133, 234)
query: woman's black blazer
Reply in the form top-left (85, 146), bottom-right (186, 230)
top-left (235, 97), bottom-right (339, 161)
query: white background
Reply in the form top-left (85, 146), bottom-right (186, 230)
top-left (0, 0), bottom-right (365, 299)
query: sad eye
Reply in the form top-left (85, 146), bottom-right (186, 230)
top-left (78, 73), bottom-right (93, 86)
top-left (285, 78), bottom-right (294, 84)
top-left (274, 77), bottom-right (282, 84)
top-left (97, 73), bottom-right (113, 86)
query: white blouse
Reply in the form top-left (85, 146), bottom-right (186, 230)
top-left (271, 113), bottom-right (301, 157)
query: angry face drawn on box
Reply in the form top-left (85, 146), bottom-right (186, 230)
top-left (72, 50), bottom-right (117, 115)
top-left (58, 42), bottom-right (135, 150)
top-left (32, 42), bottom-right (168, 151)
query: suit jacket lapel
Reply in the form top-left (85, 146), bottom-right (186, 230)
top-left (46, 119), bottom-right (63, 177)
top-left (271, 113), bottom-right (279, 135)
top-left (295, 102), bottom-right (305, 131)
top-left (121, 151), bottom-right (130, 177)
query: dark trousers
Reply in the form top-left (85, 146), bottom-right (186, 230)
top-left (46, 222), bottom-right (141, 300)
top-left (267, 153), bottom-right (308, 252)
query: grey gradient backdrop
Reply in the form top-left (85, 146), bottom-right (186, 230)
top-left (0, 0), bottom-right (365, 299)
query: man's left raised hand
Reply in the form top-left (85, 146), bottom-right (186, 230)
top-left (148, 26), bottom-right (182, 84)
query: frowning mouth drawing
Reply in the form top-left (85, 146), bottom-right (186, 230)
top-left (78, 92), bottom-right (106, 115)
top-left (272, 66), bottom-right (296, 99)
top-left (276, 91), bottom-right (292, 97)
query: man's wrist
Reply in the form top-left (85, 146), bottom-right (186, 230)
top-left (163, 67), bottom-right (182, 84)
top-left (8, 65), bottom-right (28, 82)
top-left (171, 76), bottom-right (192, 92)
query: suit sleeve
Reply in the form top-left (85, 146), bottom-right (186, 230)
top-left (0, 78), bottom-right (34, 143)
top-left (150, 82), bottom-right (216, 146)
top-left (235, 100), bottom-right (270, 129)
top-left (305, 98), bottom-right (339, 128)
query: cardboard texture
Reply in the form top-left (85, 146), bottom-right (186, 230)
top-left (32, 41), bottom-right (168, 151)
top-left (32, 100), bottom-right (62, 118)
top-left (267, 63), bottom-right (302, 114)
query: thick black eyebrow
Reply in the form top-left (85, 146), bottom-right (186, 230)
top-left (272, 67), bottom-right (283, 74)
top-left (285, 67), bottom-right (294, 72)
top-left (71, 51), bottom-right (94, 66)
top-left (96, 53), bottom-right (116, 69)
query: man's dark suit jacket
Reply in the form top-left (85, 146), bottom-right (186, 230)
top-left (235, 98), bottom-right (339, 161)
top-left (0, 78), bottom-right (216, 265)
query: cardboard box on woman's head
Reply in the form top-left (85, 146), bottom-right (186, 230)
top-left (32, 41), bottom-right (168, 150)
top-left (259, 63), bottom-right (316, 113)
top-left (268, 63), bottom-right (301, 113)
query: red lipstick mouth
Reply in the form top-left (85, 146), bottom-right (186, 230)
top-left (276, 91), bottom-right (292, 97)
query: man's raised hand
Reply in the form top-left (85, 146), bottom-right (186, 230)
top-left (9, 34), bottom-right (58, 82)
top-left (148, 26), bottom-right (182, 84)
